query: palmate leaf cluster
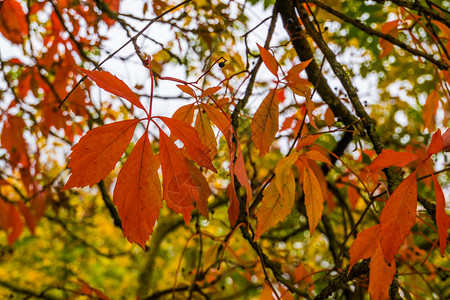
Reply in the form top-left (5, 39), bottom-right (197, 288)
top-left (0, 0), bottom-right (449, 299)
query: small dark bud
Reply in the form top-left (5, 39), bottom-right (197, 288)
top-left (287, 18), bottom-right (294, 25)
top-left (295, 25), bottom-right (302, 31)
top-left (324, 26), bottom-right (329, 31)
top-left (219, 61), bottom-right (225, 68)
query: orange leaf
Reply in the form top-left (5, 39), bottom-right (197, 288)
top-left (255, 175), bottom-right (295, 240)
top-left (368, 149), bottom-right (418, 176)
top-left (159, 129), bottom-right (197, 225)
top-left (296, 134), bottom-right (320, 150)
top-left (113, 134), bottom-right (162, 248)
top-left (251, 89), bottom-right (278, 156)
top-left (227, 181), bottom-right (240, 227)
top-left (302, 150), bottom-right (332, 165)
top-left (0, 0), bottom-right (28, 44)
top-left (286, 59), bottom-right (313, 81)
top-left (233, 142), bottom-right (253, 211)
top-left (186, 160), bottom-right (211, 219)
top-left (443, 128), bottom-right (450, 152)
top-left (426, 129), bottom-right (443, 158)
top-left (299, 157), bottom-right (324, 236)
top-left (369, 246), bottom-right (396, 300)
top-left (172, 103), bottom-right (196, 125)
top-left (1, 114), bottom-right (30, 168)
top-left (324, 107), bottom-right (335, 126)
top-left (430, 171), bottom-right (450, 256)
top-left (201, 103), bottom-right (233, 143)
top-left (379, 20), bottom-right (399, 59)
top-left (177, 84), bottom-right (197, 99)
top-left (80, 68), bottom-right (147, 112)
top-left (63, 119), bottom-right (139, 189)
top-left (422, 89), bottom-right (440, 132)
top-left (77, 279), bottom-right (110, 300)
top-left (275, 152), bottom-right (299, 196)
top-left (200, 86), bottom-right (221, 99)
top-left (257, 43), bottom-right (278, 78)
top-left (380, 171), bottom-right (417, 262)
top-left (159, 116), bottom-right (216, 172)
top-left (0, 200), bottom-right (23, 245)
top-left (194, 110), bottom-right (218, 160)
top-left (348, 224), bottom-right (381, 272)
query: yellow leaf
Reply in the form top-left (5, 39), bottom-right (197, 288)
top-left (275, 152), bottom-right (299, 197)
top-left (300, 157), bottom-right (324, 236)
top-left (255, 173), bottom-right (295, 240)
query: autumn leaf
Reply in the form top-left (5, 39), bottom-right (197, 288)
top-left (186, 159), bottom-right (211, 219)
top-left (379, 20), bottom-right (399, 59)
top-left (200, 86), bottom-right (221, 98)
top-left (254, 174), bottom-right (295, 240)
top-left (227, 181), bottom-right (240, 227)
top-left (1, 114), bottom-right (30, 168)
top-left (422, 89), bottom-right (440, 132)
top-left (0, 0), bottom-right (28, 44)
top-left (299, 157), bottom-right (324, 236)
top-left (257, 43), bottom-right (278, 78)
top-left (251, 89), bottom-right (278, 156)
top-left (194, 110), bottom-right (218, 160)
top-left (302, 150), bottom-right (332, 165)
top-left (296, 134), bottom-right (320, 150)
top-left (379, 171), bottom-right (418, 263)
top-left (426, 129), bottom-right (443, 158)
top-left (177, 84), bottom-right (198, 99)
top-left (275, 152), bottom-right (299, 197)
top-left (442, 128), bottom-right (450, 152)
top-left (113, 134), bottom-right (162, 248)
top-left (159, 116), bottom-right (216, 172)
top-left (368, 149), bottom-right (418, 176)
top-left (286, 59), bottom-right (313, 81)
top-left (79, 68), bottom-right (147, 112)
top-left (369, 246), bottom-right (396, 300)
top-left (0, 200), bottom-right (23, 245)
top-left (159, 129), bottom-right (198, 225)
top-left (172, 103), bottom-right (196, 124)
top-left (430, 171), bottom-right (450, 256)
top-left (63, 119), bottom-right (140, 189)
top-left (348, 224), bottom-right (381, 272)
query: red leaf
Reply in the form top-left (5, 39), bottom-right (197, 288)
top-left (368, 149), bottom-right (418, 176)
top-left (159, 117), bottom-right (216, 172)
top-left (0, 0), bottom-right (28, 44)
top-left (0, 200), bottom-right (23, 245)
top-left (426, 129), bottom-right (443, 158)
top-left (251, 89), bottom-right (278, 156)
top-left (63, 119), bottom-right (139, 189)
top-left (257, 43), bottom-right (278, 78)
top-left (443, 128), bottom-right (450, 152)
top-left (380, 171), bottom-right (417, 262)
top-left (369, 246), bottom-right (396, 300)
top-left (80, 68), bottom-right (147, 112)
top-left (430, 172), bottom-right (450, 256)
top-left (113, 134), bottom-right (162, 248)
top-left (1, 114), bottom-right (30, 169)
top-left (159, 129), bottom-right (197, 225)
top-left (348, 224), bottom-right (381, 272)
